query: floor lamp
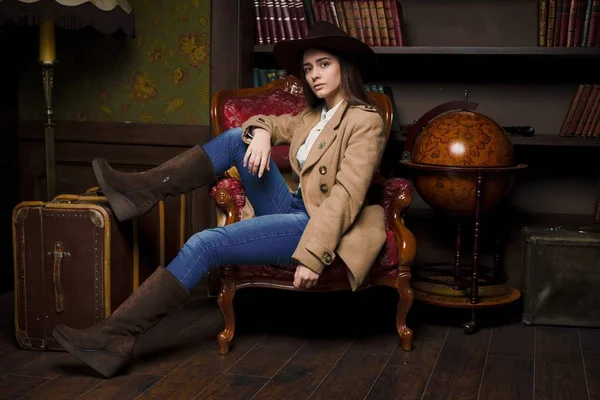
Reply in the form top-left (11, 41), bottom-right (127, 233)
top-left (0, 0), bottom-right (135, 200)
top-left (40, 20), bottom-right (56, 200)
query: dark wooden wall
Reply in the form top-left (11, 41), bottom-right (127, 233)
top-left (209, 0), bottom-right (256, 94)
top-left (1, 0), bottom-right (245, 294)
top-left (0, 26), bottom-right (21, 294)
top-left (16, 121), bottom-right (216, 269)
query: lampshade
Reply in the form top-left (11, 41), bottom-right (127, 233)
top-left (0, 0), bottom-right (134, 37)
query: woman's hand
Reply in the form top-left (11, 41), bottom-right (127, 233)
top-left (243, 128), bottom-right (271, 178)
top-left (294, 264), bottom-right (320, 289)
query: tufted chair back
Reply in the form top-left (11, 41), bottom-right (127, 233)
top-left (211, 76), bottom-right (307, 180)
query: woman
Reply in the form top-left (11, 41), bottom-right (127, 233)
top-left (52, 21), bottom-right (388, 378)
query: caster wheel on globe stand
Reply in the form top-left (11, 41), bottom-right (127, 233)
top-left (463, 321), bottom-right (477, 334)
top-left (463, 309), bottom-right (478, 334)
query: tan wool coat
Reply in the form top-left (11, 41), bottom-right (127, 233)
top-left (241, 101), bottom-right (387, 290)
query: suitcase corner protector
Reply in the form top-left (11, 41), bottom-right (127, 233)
top-left (89, 209), bottom-right (106, 228)
top-left (16, 329), bottom-right (34, 350)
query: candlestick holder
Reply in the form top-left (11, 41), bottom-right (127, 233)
top-left (41, 60), bottom-right (56, 200)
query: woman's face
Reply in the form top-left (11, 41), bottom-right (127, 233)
top-left (302, 48), bottom-right (343, 106)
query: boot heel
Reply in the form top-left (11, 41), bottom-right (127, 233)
top-left (53, 326), bottom-right (128, 378)
top-left (92, 159), bottom-right (140, 221)
top-left (82, 349), bottom-right (128, 378)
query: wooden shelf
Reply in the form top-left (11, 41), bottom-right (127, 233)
top-left (508, 135), bottom-right (600, 147)
top-left (254, 45), bottom-right (600, 57)
top-left (254, 45), bottom-right (600, 81)
top-left (404, 209), bottom-right (596, 228)
top-left (391, 133), bottom-right (600, 147)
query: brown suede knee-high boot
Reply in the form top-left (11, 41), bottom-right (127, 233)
top-left (52, 267), bottom-right (189, 378)
top-left (92, 145), bottom-right (217, 221)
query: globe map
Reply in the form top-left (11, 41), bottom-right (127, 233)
top-left (409, 110), bottom-right (516, 217)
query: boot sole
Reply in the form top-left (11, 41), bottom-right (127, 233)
top-left (53, 327), bottom-right (127, 379)
top-left (92, 159), bottom-right (140, 222)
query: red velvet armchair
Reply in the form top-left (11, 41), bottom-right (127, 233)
top-left (208, 76), bottom-right (417, 354)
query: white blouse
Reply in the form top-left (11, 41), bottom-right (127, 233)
top-left (295, 100), bottom-right (343, 171)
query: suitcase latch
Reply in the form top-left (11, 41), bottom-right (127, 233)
top-left (48, 242), bottom-right (70, 313)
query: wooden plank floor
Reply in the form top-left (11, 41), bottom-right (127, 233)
top-left (1, 286), bottom-right (598, 400)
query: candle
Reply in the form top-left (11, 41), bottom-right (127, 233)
top-left (40, 20), bottom-right (56, 64)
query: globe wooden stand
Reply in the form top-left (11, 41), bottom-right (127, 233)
top-left (400, 162), bottom-right (527, 333)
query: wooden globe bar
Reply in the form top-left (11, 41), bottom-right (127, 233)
top-left (400, 98), bottom-right (527, 333)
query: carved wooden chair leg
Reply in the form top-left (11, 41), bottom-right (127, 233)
top-left (217, 277), bottom-right (236, 355)
top-left (396, 265), bottom-right (414, 351)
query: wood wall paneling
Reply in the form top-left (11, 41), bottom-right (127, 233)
top-left (17, 120), bottom-right (216, 274)
top-left (209, 0), bottom-right (255, 97)
top-left (0, 30), bottom-right (20, 294)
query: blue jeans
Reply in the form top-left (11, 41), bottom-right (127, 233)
top-left (166, 127), bottom-right (309, 291)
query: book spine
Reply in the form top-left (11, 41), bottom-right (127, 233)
top-left (539, 0), bottom-right (548, 46)
top-left (566, 84), bottom-right (592, 135)
top-left (266, 0), bottom-right (279, 43)
top-left (581, 0), bottom-right (593, 46)
top-left (560, 84), bottom-right (583, 135)
top-left (351, 0), bottom-right (366, 43)
top-left (582, 85), bottom-right (600, 136)
top-left (383, 0), bottom-right (397, 45)
top-left (359, 0), bottom-right (375, 45)
top-left (547, 0), bottom-right (557, 46)
top-left (296, 0), bottom-right (310, 36)
top-left (575, 84), bottom-right (599, 135)
top-left (255, 0), bottom-right (265, 44)
top-left (390, 0), bottom-right (403, 46)
top-left (342, 1), bottom-right (359, 39)
top-left (375, 0), bottom-right (390, 46)
top-left (566, 0), bottom-right (579, 46)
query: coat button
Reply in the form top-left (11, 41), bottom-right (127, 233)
top-left (319, 166), bottom-right (327, 175)
top-left (323, 253), bottom-right (332, 263)
top-left (320, 184), bottom-right (328, 193)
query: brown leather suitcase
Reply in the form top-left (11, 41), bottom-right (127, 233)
top-left (11, 189), bottom-right (176, 351)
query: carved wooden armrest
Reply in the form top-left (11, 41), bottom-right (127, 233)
top-left (208, 176), bottom-right (247, 226)
top-left (379, 177), bottom-right (417, 266)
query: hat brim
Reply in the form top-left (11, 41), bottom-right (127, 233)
top-left (273, 35), bottom-right (375, 79)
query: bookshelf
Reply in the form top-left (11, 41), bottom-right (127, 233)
top-left (209, 0), bottom-right (600, 219)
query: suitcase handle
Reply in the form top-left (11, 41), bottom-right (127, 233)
top-left (48, 242), bottom-right (70, 313)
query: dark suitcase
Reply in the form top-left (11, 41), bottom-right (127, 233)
top-left (520, 225), bottom-right (600, 328)
top-left (11, 190), bottom-right (170, 351)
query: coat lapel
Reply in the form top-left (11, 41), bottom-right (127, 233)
top-left (300, 101), bottom-right (349, 174)
top-left (289, 109), bottom-right (320, 175)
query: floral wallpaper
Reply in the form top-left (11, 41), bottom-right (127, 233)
top-left (18, 0), bottom-right (211, 125)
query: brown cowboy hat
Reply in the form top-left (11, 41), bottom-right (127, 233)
top-left (273, 21), bottom-right (375, 78)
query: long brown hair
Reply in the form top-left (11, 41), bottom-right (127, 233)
top-left (300, 48), bottom-right (375, 111)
